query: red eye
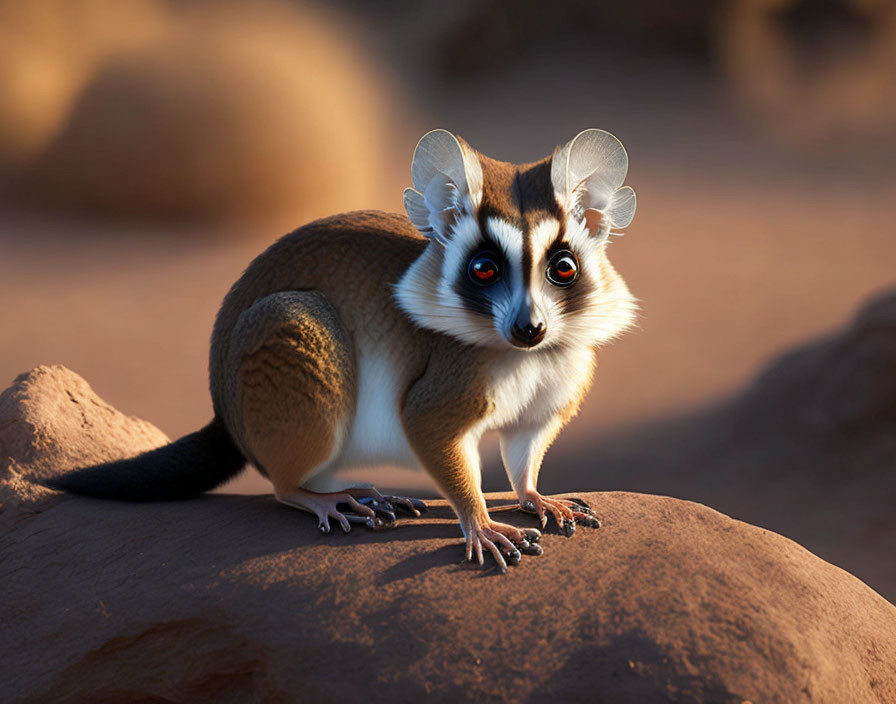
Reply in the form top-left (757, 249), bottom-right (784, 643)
top-left (468, 252), bottom-right (502, 286)
top-left (547, 251), bottom-right (578, 287)
top-left (556, 261), bottom-right (575, 278)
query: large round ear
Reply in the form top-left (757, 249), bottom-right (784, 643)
top-left (551, 129), bottom-right (636, 240)
top-left (403, 129), bottom-right (483, 245)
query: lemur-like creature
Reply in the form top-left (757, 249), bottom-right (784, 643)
top-left (50, 129), bottom-right (638, 572)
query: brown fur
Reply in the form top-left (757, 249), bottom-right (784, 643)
top-left (471, 150), bottom-right (561, 234)
top-left (232, 291), bottom-right (355, 494)
top-left (211, 210), bottom-right (501, 516)
top-left (401, 343), bottom-right (494, 525)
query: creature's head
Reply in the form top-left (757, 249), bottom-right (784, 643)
top-left (395, 129), bottom-right (638, 352)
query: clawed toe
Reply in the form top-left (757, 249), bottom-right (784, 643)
top-left (341, 512), bottom-right (393, 530)
top-left (356, 497), bottom-right (397, 524)
top-left (520, 527), bottom-right (541, 543)
top-left (323, 491), bottom-right (429, 532)
top-left (502, 545), bottom-right (523, 566)
top-left (567, 497), bottom-right (591, 510)
top-left (382, 495), bottom-right (427, 517)
top-left (517, 539), bottom-right (543, 556)
top-left (519, 495), bottom-right (600, 535)
top-left (566, 498), bottom-right (601, 529)
top-left (575, 513), bottom-right (601, 529)
top-left (465, 520), bottom-right (545, 573)
top-left (546, 512), bottom-right (576, 537)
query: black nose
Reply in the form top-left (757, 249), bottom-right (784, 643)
top-left (511, 321), bottom-right (545, 347)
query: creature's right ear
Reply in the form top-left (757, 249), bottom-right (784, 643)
top-left (403, 129), bottom-right (483, 246)
top-left (551, 129), bottom-right (636, 241)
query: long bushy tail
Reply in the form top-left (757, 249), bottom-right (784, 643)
top-left (46, 418), bottom-right (246, 501)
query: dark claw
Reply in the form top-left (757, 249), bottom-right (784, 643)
top-left (556, 498), bottom-right (599, 529)
top-left (566, 497), bottom-right (593, 511)
top-left (521, 527), bottom-right (541, 543)
top-left (344, 512), bottom-right (394, 530)
top-left (562, 518), bottom-right (576, 537)
top-left (521, 500), bottom-right (537, 514)
top-left (373, 506), bottom-right (397, 524)
top-left (319, 521), bottom-right (330, 535)
top-left (505, 547), bottom-right (522, 566)
top-left (575, 513), bottom-right (601, 529)
top-left (518, 540), bottom-right (543, 556)
top-left (358, 497), bottom-right (396, 515)
top-left (383, 495), bottom-right (427, 517)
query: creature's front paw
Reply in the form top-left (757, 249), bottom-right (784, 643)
top-left (520, 492), bottom-right (601, 536)
top-left (464, 518), bottom-right (542, 574)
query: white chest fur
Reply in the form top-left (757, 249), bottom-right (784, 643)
top-left (339, 348), bottom-right (419, 469)
top-left (303, 345), bottom-right (420, 491)
top-left (483, 345), bottom-right (594, 431)
top-left (304, 341), bottom-right (594, 490)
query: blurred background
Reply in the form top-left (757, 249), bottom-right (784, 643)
top-left (2, 1), bottom-right (895, 593)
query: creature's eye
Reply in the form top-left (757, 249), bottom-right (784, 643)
top-left (546, 250), bottom-right (579, 287)
top-left (468, 251), bottom-right (502, 286)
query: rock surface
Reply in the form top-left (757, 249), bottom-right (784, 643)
top-left (0, 365), bottom-right (169, 524)
top-left (542, 288), bottom-right (896, 602)
top-left (2, 365), bottom-right (896, 703)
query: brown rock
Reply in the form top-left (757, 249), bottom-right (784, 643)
top-left (540, 287), bottom-right (896, 602)
top-left (2, 365), bottom-right (895, 702)
top-left (0, 0), bottom-right (167, 166)
top-left (0, 364), bottom-right (168, 522)
top-left (9, 0), bottom-right (396, 227)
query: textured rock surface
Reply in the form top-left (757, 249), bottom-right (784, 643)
top-left (2, 366), bottom-right (896, 702)
top-left (0, 365), bottom-right (168, 524)
top-left (542, 288), bottom-right (896, 602)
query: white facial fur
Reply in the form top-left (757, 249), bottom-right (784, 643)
top-left (395, 212), bottom-right (637, 351)
top-left (398, 128), bottom-right (637, 352)
top-left (394, 213), bottom-right (500, 347)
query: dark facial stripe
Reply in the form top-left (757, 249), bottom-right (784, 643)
top-left (548, 235), bottom-right (570, 256)
top-left (452, 235), bottom-right (505, 319)
top-left (540, 238), bottom-right (593, 317)
top-left (513, 172), bottom-right (532, 289)
top-left (521, 227), bottom-right (533, 289)
top-left (453, 272), bottom-right (494, 318)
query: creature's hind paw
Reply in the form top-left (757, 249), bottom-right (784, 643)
top-left (346, 486), bottom-right (428, 519)
top-left (276, 489), bottom-right (380, 534)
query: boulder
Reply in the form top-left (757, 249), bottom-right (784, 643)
top-left (2, 365), bottom-right (895, 702)
top-left (0, 365), bottom-right (168, 523)
top-left (543, 288), bottom-right (896, 602)
top-left (7, 0), bottom-right (396, 226)
top-left (0, 0), bottom-right (167, 166)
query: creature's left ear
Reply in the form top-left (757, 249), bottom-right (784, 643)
top-left (403, 129), bottom-right (483, 246)
top-left (551, 129), bottom-right (636, 240)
